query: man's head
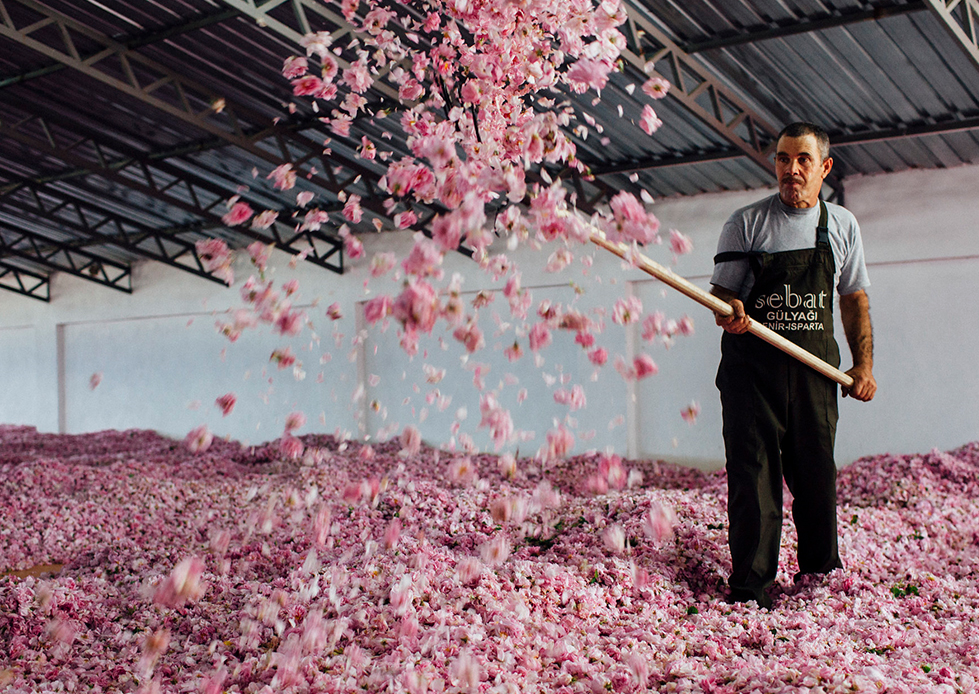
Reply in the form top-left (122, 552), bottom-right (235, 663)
top-left (775, 122), bottom-right (833, 209)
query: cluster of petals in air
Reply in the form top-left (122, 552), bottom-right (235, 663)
top-left (194, 238), bottom-right (235, 286)
top-left (596, 191), bottom-right (662, 246)
top-left (584, 452), bottom-right (631, 494)
top-left (478, 393), bottom-right (515, 451)
top-left (270, 0), bottom-right (674, 352)
top-left (197, 0), bottom-right (687, 464)
top-left (642, 310), bottom-right (695, 348)
top-left (151, 556), bottom-right (205, 609)
top-left (205, 240), bottom-right (308, 350)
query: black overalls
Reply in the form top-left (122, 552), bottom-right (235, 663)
top-left (715, 201), bottom-right (843, 605)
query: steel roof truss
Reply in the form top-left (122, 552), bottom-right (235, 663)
top-left (620, 2), bottom-right (781, 176)
top-left (592, 114), bottom-right (979, 183)
top-left (0, 181), bottom-right (230, 284)
top-left (0, 225), bottom-right (132, 292)
top-left (0, 114), bottom-right (223, 219)
top-left (833, 115), bottom-right (979, 144)
top-left (0, 260), bottom-right (49, 301)
top-left (0, 112), bottom-right (345, 273)
top-left (925, 0), bottom-right (979, 69)
top-left (0, 0), bottom-right (396, 231)
top-left (592, 147), bottom-right (744, 176)
top-left (681, 1), bottom-right (930, 54)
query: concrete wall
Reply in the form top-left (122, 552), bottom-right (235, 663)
top-left (3, 163), bottom-right (977, 467)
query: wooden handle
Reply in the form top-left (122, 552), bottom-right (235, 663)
top-left (587, 229), bottom-right (855, 389)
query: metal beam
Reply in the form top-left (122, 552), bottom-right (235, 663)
top-left (620, 2), bottom-right (780, 177)
top-left (0, 261), bottom-right (49, 301)
top-left (924, 0), bottom-right (979, 69)
top-left (0, 111), bottom-right (344, 274)
top-left (590, 148), bottom-right (745, 176)
top-left (681, 1), bottom-right (928, 53)
top-left (0, 0), bottom-right (398, 232)
top-left (0, 179), bottom-right (230, 285)
top-left (217, 0), bottom-right (402, 102)
top-left (831, 115), bottom-right (979, 145)
top-left (0, 224), bottom-right (132, 292)
top-left (825, 178), bottom-right (844, 206)
top-left (0, 6), bottom-right (242, 88)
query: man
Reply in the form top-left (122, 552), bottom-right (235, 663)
top-left (710, 122), bottom-right (876, 608)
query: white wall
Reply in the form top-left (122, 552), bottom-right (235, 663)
top-left (3, 163), bottom-right (977, 467)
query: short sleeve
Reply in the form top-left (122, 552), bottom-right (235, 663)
top-left (711, 215), bottom-right (750, 297)
top-left (836, 216), bottom-right (871, 296)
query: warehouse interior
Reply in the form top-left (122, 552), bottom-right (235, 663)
top-left (3, 2), bottom-right (979, 691)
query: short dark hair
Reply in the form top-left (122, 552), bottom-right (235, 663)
top-left (777, 122), bottom-right (830, 162)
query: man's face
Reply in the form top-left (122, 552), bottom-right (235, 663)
top-left (775, 134), bottom-right (833, 208)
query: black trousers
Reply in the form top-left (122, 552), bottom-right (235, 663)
top-left (717, 337), bottom-right (843, 601)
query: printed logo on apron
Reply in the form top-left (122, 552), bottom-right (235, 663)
top-left (753, 284), bottom-right (830, 332)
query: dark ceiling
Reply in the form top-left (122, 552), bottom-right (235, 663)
top-left (1, 0), bottom-right (977, 302)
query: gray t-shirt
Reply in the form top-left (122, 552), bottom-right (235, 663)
top-left (711, 193), bottom-right (870, 301)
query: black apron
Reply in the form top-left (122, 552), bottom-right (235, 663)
top-left (715, 201), bottom-right (843, 602)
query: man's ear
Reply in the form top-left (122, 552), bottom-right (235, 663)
top-left (821, 156), bottom-right (834, 179)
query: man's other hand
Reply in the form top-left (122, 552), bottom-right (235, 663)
top-left (839, 290), bottom-right (876, 402)
top-left (843, 364), bottom-right (877, 401)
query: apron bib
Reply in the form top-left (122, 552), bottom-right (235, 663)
top-left (716, 200), bottom-right (839, 366)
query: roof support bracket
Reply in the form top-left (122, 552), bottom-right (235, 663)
top-left (924, 0), bottom-right (979, 68)
top-left (0, 225), bottom-right (133, 293)
top-left (0, 262), bottom-right (50, 301)
top-left (0, 179), bottom-right (231, 285)
top-left (0, 111), bottom-right (345, 274)
top-left (620, 1), bottom-right (781, 177)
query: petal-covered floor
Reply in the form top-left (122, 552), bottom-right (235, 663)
top-left (1, 425), bottom-right (976, 693)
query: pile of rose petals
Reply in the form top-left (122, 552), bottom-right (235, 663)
top-left (1, 424), bottom-right (977, 693)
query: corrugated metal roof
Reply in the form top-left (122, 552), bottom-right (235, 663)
top-left (2, 0), bottom-right (978, 300)
top-left (633, 0), bottom-right (979, 176)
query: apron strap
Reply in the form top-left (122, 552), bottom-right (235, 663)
top-left (713, 250), bottom-right (749, 264)
top-left (816, 200), bottom-right (829, 247)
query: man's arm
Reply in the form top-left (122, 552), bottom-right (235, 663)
top-left (839, 289), bottom-right (876, 401)
top-left (710, 285), bottom-right (750, 334)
